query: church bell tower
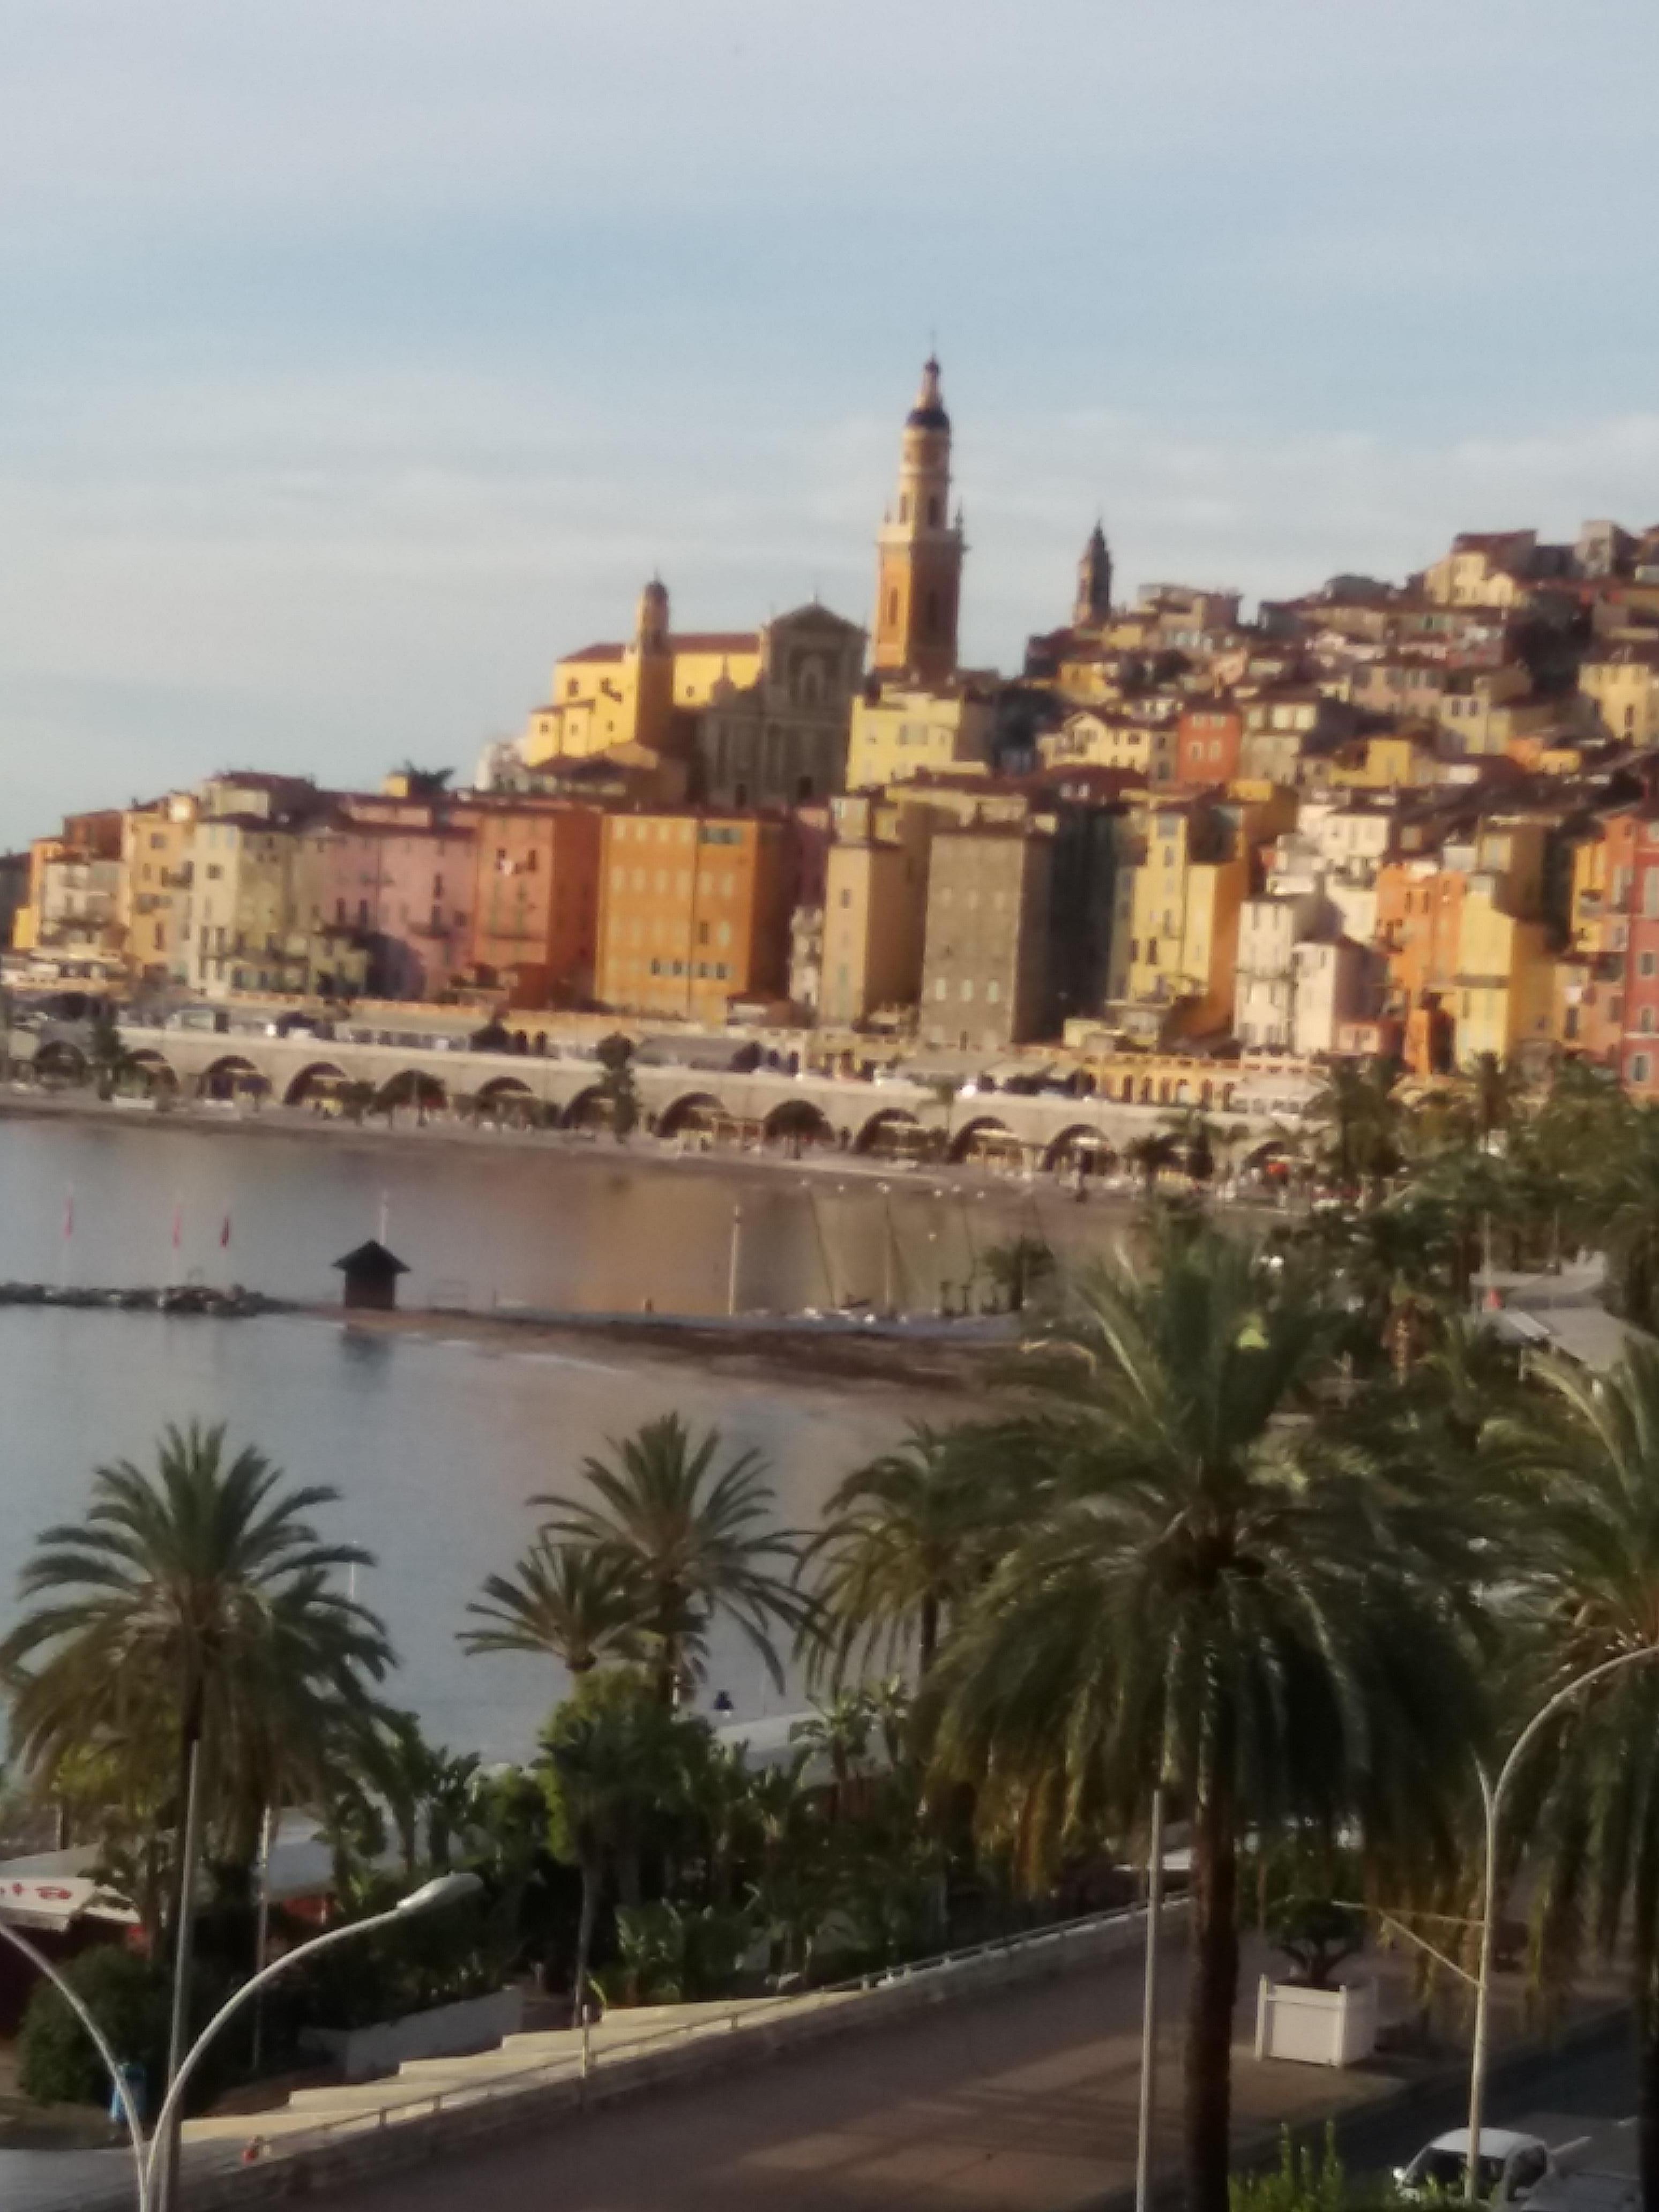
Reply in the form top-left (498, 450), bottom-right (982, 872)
top-left (1074, 521), bottom-right (1112, 630)
top-left (871, 358), bottom-right (965, 685)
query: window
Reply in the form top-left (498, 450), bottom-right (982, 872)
top-left (697, 922), bottom-right (710, 946)
top-left (1645, 866), bottom-right (1659, 919)
top-left (886, 589), bottom-right (899, 626)
top-left (1634, 1053), bottom-right (1653, 1085)
top-left (1642, 1007), bottom-right (1656, 1036)
top-left (839, 888), bottom-right (852, 909)
top-left (1642, 952), bottom-right (1658, 980)
top-left (960, 980), bottom-right (974, 1003)
top-left (986, 980), bottom-right (1002, 1005)
top-left (934, 978), bottom-right (948, 1001)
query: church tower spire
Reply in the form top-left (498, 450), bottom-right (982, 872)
top-left (871, 357), bottom-right (965, 685)
top-left (1074, 521), bottom-right (1112, 630)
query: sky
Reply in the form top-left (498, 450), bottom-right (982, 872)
top-left (3, 0), bottom-right (1659, 848)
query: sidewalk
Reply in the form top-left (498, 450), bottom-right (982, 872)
top-left (304, 1933), bottom-right (1451, 2212)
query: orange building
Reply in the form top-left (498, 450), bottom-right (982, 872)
top-left (1377, 856), bottom-right (1468, 1071)
top-left (468, 803), bottom-right (605, 1008)
top-left (596, 812), bottom-right (791, 1020)
top-left (1176, 701), bottom-right (1243, 787)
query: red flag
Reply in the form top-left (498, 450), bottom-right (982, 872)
top-left (220, 1212), bottom-right (231, 1250)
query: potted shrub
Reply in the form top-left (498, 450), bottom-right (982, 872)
top-left (1254, 1892), bottom-right (1378, 2067)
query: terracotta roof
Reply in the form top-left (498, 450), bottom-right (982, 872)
top-left (557, 630), bottom-right (760, 668)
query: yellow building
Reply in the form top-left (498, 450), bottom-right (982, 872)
top-left (1580, 646), bottom-right (1659, 745)
top-left (1038, 708), bottom-right (1170, 781)
top-left (1332, 727), bottom-right (1443, 790)
top-left (1422, 532), bottom-right (1538, 609)
top-left (522, 581), bottom-right (762, 768)
top-left (1105, 797), bottom-right (1246, 1037)
top-left (121, 795), bottom-right (197, 982)
top-left (1452, 889), bottom-right (1554, 1060)
top-left (845, 683), bottom-right (995, 790)
top-left (819, 794), bottom-right (935, 1027)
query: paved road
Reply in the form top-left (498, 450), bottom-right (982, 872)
top-left (304, 1938), bottom-right (1396, 2212)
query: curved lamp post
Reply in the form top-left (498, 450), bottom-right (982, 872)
top-left (151, 1870), bottom-right (483, 2212)
top-left (0, 1914), bottom-right (151, 2212)
top-left (1466, 1647), bottom-right (1659, 2202)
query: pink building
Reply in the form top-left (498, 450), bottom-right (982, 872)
top-left (297, 816), bottom-right (477, 1001)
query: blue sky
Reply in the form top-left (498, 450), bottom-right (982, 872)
top-left (3, 0), bottom-right (1658, 847)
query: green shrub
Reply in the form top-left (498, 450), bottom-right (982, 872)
top-left (18, 1946), bottom-right (171, 2110)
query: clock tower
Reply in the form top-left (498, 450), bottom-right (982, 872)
top-left (871, 358), bottom-right (965, 685)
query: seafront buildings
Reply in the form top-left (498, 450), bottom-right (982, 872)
top-left (13, 360), bottom-right (1659, 1097)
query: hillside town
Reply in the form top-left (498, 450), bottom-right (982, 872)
top-left (10, 356), bottom-right (1659, 1115)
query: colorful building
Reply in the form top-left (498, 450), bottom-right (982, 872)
top-left (466, 803), bottom-right (605, 1007)
top-left (521, 581), bottom-right (761, 769)
top-left (595, 811), bottom-right (791, 1020)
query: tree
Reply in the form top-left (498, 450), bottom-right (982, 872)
top-left (460, 1537), bottom-right (648, 1679)
top-left (921, 1224), bottom-right (1482, 2212)
top-left (85, 1009), bottom-right (136, 1102)
top-left (1307, 1057), bottom-right (1402, 1206)
top-left (540, 1669), bottom-right (697, 2023)
top-left (1492, 1343), bottom-right (1659, 2207)
top-left (595, 1032), bottom-right (639, 1144)
top-left (364, 1714), bottom-right (480, 1877)
top-left (1468, 1050), bottom-right (1525, 1147)
top-left (534, 1414), bottom-right (810, 1706)
top-left (1125, 1130), bottom-right (1179, 1197)
top-left (394, 763), bottom-right (454, 798)
top-left (790, 1693), bottom-right (873, 1822)
top-left (980, 1235), bottom-right (1055, 1315)
top-left (1591, 1105), bottom-right (1659, 1334)
top-left (0, 1424), bottom-right (393, 1971)
top-left (803, 1424), bottom-right (1012, 1682)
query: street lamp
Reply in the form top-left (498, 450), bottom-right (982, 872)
top-left (0, 1915), bottom-right (151, 2212)
top-left (150, 1869), bottom-right (483, 2211)
top-left (1465, 1646), bottom-right (1659, 2202)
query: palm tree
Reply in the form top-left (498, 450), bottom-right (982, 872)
top-left (0, 1423), bottom-right (392, 2045)
top-left (534, 1414), bottom-right (810, 1705)
top-left (921, 1224), bottom-right (1483, 2212)
top-left (802, 1424), bottom-right (1014, 1682)
top-left (1468, 1049), bottom-right (1524, 1147)
top-left (1307, 1055), bottom-right (1402, 1206)
top-left (790, 1692), bottom-right (873, 1821)
top-left (541, 1669), bottom-right (693, 2023)
top-left (460, 1537), bottom-right (648, 1678)
top-left (1591, 1105), bottom-right (1659, 1334)
top-left (1491, 1344), bottom-right (1659, 2203)
top-left (1124, 1129), bottom-right (1178, 1197)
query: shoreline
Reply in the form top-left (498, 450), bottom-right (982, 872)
top-left (319, 1302), bottom-right (1017, 1394)
top-left (0, 1085), bottom-right (1096, 1213)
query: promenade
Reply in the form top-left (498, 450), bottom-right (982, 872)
top-left (309, 1933), bottom-right (1411, 2212)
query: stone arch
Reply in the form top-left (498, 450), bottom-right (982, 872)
top-left (854, 1107), bottom-right (925, 1159)
top-left (201, 1053), bottom-right (261, 1101)
top-left (1043, 1123), bottom-right (1117, 1176)
top-left (33, 1038), bottom-right (87, 1083)
top-left (477, 1074), bottom-right (539, 1126)
top-left (127, 1048), bottom-right (178, 1094)
top-left (283, 1060), bottom-right (348, 1107)
top-left (763, 1098), bottom-right (834, 1150)
top-left (562, 1085), bottom-right (612, 1131)
top-left (656, 1090), bottom-right (723, 1141)
top-left (948, 1116), bottom-right (1023, 1168)
top-left (375, 1068), bottom-right (447, 1117)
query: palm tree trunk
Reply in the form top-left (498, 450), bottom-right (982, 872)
top-left (918, 1591), bottom-right (940, 1676)
top-left (1184, 1768), bottom-right (1239, 2212)
top-left (571, 1857), bottom-right (600, 2029)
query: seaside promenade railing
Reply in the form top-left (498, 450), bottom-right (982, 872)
top-left (46, 1897), bottom-right (1180, 2212)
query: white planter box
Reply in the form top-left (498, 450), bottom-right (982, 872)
top-left (304, 1987), bottom-right (524, 2082)
top-left (1254, 1975), bottom-right (1378, 2068)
